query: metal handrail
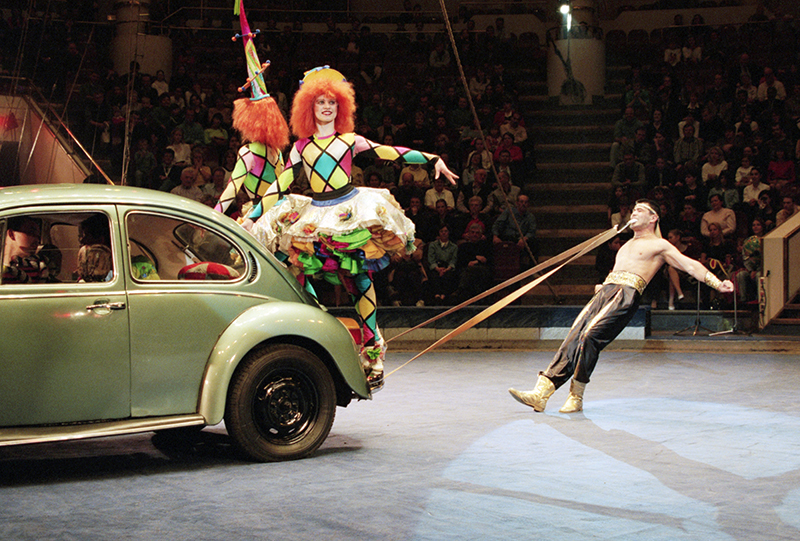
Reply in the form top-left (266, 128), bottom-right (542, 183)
top-left (1, 75), bottom-right (101, 184)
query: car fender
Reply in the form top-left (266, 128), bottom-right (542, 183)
top-left (198, 302), bottom-right (368, 424)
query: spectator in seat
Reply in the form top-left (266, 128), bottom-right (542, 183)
top-left (678, 200), bottom-right (703, 239)
top-left (492, 194), bottom-right (537, 262)
top-left (735, 155), bottom-right (754, 188)
top-left (674, 167), bottom-right (707, 212)
top-left (611, 151), bottom-right (646, 199)
top-left (385, 238), bottom-right (427, 307)
top-left (467, 137), bottom-right (493, 170)
top-left (664, 228), bottom-right (701, 310)
top-left (500, 113), bottom-right (527, 147)
top-left (699, 108), bottom-right (726, 149)
top-left (167, 127), bottom-right (192, 167)
top-left (171, 167), bottom-right (204, 202)
top-left (743, 168), bottom-right (770, 208)
top-left (132, 137), bottom-right (157, 188)
top-left (493, 132), bottom-right (523, 164)
top-left (450, 222), bottom-right (492, 304)
top-left (610, 197), bottom-right (633, 229)
top-left (623, 126), bottom-right (654, 167)
top-left (735, 217), bottom-right (765, 302)
top-left (594, 234), bottom-right (624, 282)
top-left (767, 147), bottom-right (796, 193)
top-left (405, 195), bottom-right (436, 243)
top-left (701, 193), bottom-right (736, 238)
top-left (707, 170), bottom-right (740, 211)
top-left (494, 149), bottom-right (517, 186)
top-left (756, 190), bottom-right (777, 231)
top-left (431, 199), bottom-right (460, 238)
top-left (153, 148), bottom-right (181, 192)
top-left (674, 123), bottom-right (703, 174)
top-left (485, 171), bottom-right (520, 215)
top-left (459, 195), bottom-right (491, 240)
top-left (757, 67), bottom-right (787, 102)
top-left (177, 107), bottom-right (205, 146)
top-left (425, 224), bottom-right (458, 304)
top-left (460, 152), bottom-right (484, 189)
top-left (701, 222), bottom-right (734, 266)
top-left (610, 106), bottom-right (643, 167)
top-left (776, 194), bottom-right (799, 227)
top-left (399, 162), bottom-right (431, 191)
top-left (647, 156), bottom-right (677, 190)
top-left (456, 169), bottom-right (492, 213)
top-left (424, 177), bottom-right (455, 210)
top-left (701, 146), bottom-right (728, 186)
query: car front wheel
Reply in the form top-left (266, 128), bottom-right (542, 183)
top-left (225, 344), bottom-right (336, 462)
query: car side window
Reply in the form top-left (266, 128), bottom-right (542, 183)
top-left (126, 213), bottom-right (246, 281)
top-left (1, 212), bottom-right (114, 285)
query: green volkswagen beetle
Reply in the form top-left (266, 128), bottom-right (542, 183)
top-left (0, 184), bottom-right (371, 462)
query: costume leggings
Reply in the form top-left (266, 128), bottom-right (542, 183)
top-left (341, 271), bottom-right (380, 348)
top-left (543, 283), bottom-right (641, 389)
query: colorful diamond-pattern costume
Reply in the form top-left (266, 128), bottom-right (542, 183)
top-left (215, 142), bottom-right (284, 217)
top-left (214, 0), bottom-right (289, 217)
top-left (251, 132), bottom-right (439, 262)
top-left (250, 131), bottom-right (441, 382)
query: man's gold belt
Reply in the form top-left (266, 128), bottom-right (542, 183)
top-left (603, 271), bottom-right (647, 295)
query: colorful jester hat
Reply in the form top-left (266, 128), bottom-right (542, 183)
top-left (230, 0), bottom-right (288, 149)
top-left (216, 0), bottom-right (290, 216)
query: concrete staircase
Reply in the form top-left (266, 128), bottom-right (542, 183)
top-left (761, 294), bottom-right (800, 336)
top-left (513, 66), bottom-right (627, 305)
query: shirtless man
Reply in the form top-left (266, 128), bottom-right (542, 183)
top-left (509, 200), bottom-right (734, 413)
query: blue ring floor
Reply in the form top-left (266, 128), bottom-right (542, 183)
top-left (1, 347), bottom-right (799, 541)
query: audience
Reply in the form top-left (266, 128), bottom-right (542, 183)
top-left (27, 5), bottom-right (800, 309)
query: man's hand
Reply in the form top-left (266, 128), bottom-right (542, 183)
top-left (719, 279), bottom-right (735, 294)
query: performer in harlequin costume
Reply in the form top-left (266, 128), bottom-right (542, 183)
top-left (214, 0), bottom-right (289, 217)
top-left (248, 66), bottom-right (458, 387)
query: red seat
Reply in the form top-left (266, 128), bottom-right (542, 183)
top-left (492, 242), bottom-right (521, 282)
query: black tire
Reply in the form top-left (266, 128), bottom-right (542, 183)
top-left (225, 344), bottom-right (336, 462)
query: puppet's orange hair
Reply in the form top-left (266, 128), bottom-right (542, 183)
top-left (290, 77), bottom-right (356, 139)
top-left (232, 97), bottom-right (290, 150)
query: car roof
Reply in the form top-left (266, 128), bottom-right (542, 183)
top-left (0, 184), bottom-right (206, 214)
top-left (0, 184), bottom-right (243, 234)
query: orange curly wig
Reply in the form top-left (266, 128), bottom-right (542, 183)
top-left (290, 77), bottom-right (356, 139)
top-left (232, 97), bottom-right (290, 150)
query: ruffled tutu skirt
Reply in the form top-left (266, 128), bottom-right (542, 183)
top-left (250, 187), bottom-right (415, 276)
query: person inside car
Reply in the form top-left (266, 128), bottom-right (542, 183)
top-left (1, 216), bottom-right (52, 284)
top-left (76, 214), bottom-right (113, 282)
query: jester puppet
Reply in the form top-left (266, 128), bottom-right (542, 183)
top-left (246, 66), bottom-right (458, 387)
top-left (214, 0), bottom-right (289, 217)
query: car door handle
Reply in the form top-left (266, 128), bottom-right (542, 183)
top-left (86, 301), bottom-right (127, 311)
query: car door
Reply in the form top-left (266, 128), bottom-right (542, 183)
top-left (0, 206), bottom-right (131, 426)
top-left (121, 208), bottom-right (267, 417)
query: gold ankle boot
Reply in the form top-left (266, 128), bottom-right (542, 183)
top-left (559, 380), bottom-right (586, 413)
top-left (509, 375), bottom-right (555, 412)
